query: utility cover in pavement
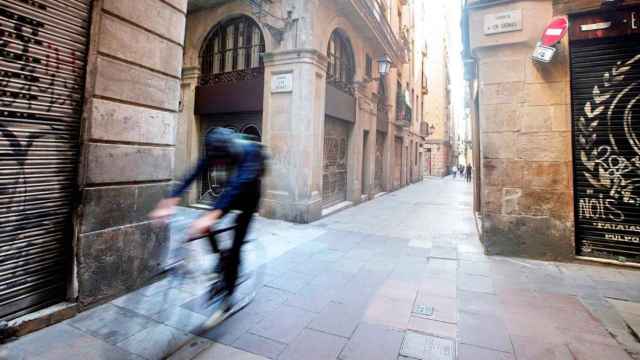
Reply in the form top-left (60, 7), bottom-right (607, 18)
top-left (413, 304), bottom-right (434, 317)
top-left (400, 331), bottom-right (455, 360)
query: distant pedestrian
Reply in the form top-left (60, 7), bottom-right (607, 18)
top-left (459, 166), bottom-right (464, 178)
top-left (466, 164), bottom-right (472, 183)
top-left (452, 166), bottom-right (457, 178)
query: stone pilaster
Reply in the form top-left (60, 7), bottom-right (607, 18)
top-left (176, 66), bottom-right (200, 206)
top-left (260, 49), bottom-right (328, 223)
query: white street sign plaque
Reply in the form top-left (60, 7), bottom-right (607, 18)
top-left (271, 73), bottom-right (293, 93)
top-left (484, 10), bottom-right (523, 35)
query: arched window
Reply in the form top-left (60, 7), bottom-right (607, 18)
top-left (327, 30), bottom-right (355, 93)
top-left (200, 16), bottom-right (265, 85)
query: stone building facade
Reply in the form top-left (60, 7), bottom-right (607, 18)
top-left (418, 3), bottom-right (454, 178)
top-left (177, 0), bottom-right (429, 223)
top-left (0, 0), bottom-right (187, 330)
top-left (463, 0), bottom-right (640, 265)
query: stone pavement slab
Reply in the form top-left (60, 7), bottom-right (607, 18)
top-left (232, 333), bottom-right (286, 359)
top-left (116, 323), bottom-right (191, 360)
top-left (67, 303), bottom-right (158, 345)
top-left (338, 323), bottom-right (404, 360)
top-left (279, 329), bottom-right (348, 360)
top-left (248, 305), bottom-right (316, 343)
top-left (459, 312), bottom-right (513, 353)
top-left (458, 343), bottom-right (515, 360)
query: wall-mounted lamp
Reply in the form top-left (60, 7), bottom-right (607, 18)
top-left (377, 54), bottom-right (392, 77)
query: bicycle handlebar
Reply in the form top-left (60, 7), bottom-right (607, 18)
top-left (184, 224), bottom-right (238, 243)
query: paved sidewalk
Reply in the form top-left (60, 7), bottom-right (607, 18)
top-left (2, 178), bottom-right (640, 359)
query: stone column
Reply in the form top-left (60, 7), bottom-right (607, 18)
top-left (260, 49), bottom-right (328, 223)
top-left (347, 84), bottom-right (369, 203)
top-left (175, 66), bottom-right (200, 205)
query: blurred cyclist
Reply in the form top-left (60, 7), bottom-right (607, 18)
top-left (150, 128), bottom-right (266, 314)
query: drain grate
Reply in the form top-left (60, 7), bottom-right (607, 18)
top-left (400, 331), bottom-right (455, 360)
top-left (413, 304), bottom-right (434, 317)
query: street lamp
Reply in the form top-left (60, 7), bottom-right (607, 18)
top-left (377, 54), bottom-right (392, 77)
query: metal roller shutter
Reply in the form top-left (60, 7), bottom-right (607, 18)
top-left (0, 0), bottom-right (91, 320)
top-left (571, 34), bottom-right (640, 264)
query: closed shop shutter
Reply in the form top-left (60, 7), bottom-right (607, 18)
top-left (571, 32), bottom-right (640, 264)
top-left (323, 116), bottom-right (350, 208)
top-left (0, 0), bottom-right (91, 320)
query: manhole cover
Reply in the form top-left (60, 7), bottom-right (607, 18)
top-left (413, 304), bottom-right (434, 317)
top-left (400, 331), bottom-right (455, 360)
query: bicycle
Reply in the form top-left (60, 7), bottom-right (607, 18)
top-left (164, 211), bottom-right (265, 330)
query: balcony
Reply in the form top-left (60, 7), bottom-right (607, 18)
top-left (337, 0), bottom-right (407, 65)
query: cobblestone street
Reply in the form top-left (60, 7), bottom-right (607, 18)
top-left (2, 178), bottom-right (640, 359)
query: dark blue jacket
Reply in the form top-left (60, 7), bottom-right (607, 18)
top-left (171, 140), bottom-right (266, 214)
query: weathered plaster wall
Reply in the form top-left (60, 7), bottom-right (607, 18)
top-left (469, 0), bottom-right (574, 259)
top-left (76, 0), bottom-right (186, 305)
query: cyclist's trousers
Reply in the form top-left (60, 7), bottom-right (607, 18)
top-left (208, 187), bottom-right (260, 297)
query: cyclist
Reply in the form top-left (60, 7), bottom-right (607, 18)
top-left (149, 128), bottom-right (266, 316)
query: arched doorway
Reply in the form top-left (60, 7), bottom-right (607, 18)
top-left (196, 16), bottom-right (265, 202)
top-left (323, 29), bottom-right (356, 208)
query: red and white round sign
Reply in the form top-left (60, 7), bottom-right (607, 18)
top-left (540, 17), bottom-right (568, 47)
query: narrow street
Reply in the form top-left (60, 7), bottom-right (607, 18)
top-left (3, 178), bottom-right (640, 360)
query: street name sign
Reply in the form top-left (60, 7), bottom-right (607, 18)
top-left (271, 73), bottom-right (293, 93)
top-left (484, 10), bottom-right (522, 35)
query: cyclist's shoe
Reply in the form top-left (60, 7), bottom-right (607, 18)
top-left (202, 297), bottom-right (232, 328)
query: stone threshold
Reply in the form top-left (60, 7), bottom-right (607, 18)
top-left (576, 256), bottom-right (640, 269)
top-left (2, 302), bottom-right (78, 341)
top-left (321, 201), bottom-right (354, 217)
top-left (374, 192), bottom-right (387, 199)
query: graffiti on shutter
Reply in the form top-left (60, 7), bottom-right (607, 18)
top-left (572, 34), bottom-right (640, 264)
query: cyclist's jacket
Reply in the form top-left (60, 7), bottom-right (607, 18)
top-left (170, 139), bottom-right (266, 214)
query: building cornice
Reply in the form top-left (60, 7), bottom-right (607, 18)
top-left (263, 49), bottom-right (328, 71)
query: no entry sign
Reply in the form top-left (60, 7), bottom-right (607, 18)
top-left (540, 17), bottom-right (568, 46)
top-left (532, 17), bottom-right (569, 63)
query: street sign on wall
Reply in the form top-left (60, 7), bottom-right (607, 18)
top-left (484, 10), bottom-right (523, 35)
top-left (532, 17), bottom-right (568, 63)
top-left (540, 17), bottom-right (568, 46)
top-left (271, 73), bottom-right (293, 93)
